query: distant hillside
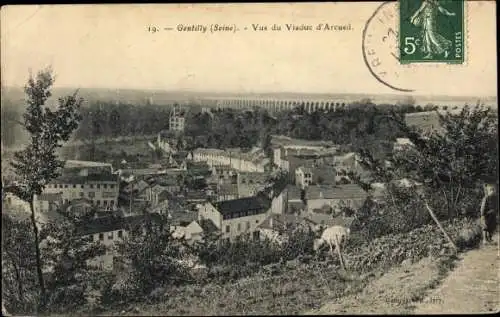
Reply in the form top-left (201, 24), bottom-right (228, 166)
top-left (2, 86), bottom-right (497, 109)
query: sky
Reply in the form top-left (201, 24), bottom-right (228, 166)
top-left (1, 2), bottom-right (497, 97)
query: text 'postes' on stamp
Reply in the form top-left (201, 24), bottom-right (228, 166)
top-left (399, 0), bottom-right (464, 64)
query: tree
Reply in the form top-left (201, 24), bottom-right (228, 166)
top-left (4, 68), bottom-right (83, 307)
top-left (352, 105), bottom-right (498, 242)
top-left (38, 208), bottom-right (106, 310)
top-left (114, 213), bottom-right (190, 296)
top-left (1, 214), bottom-right (38, 314)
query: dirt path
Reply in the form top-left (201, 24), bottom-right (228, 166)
top-left (413, 240), bottom-right (500, 314)
top-left (307, 236), bottom-right (500, 315)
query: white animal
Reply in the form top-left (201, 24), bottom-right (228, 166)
top-left (313, 225), bottom-right (350, 270)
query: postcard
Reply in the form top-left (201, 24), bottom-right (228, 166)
top-left (1, 2), bottom-right (498, 316)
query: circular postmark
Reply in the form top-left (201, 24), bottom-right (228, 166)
top-left (362, 2), bottom-right (414, 92)
top-left (362, 1), bottom-right (469, 94)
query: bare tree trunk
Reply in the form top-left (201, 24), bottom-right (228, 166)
top-left (424, 200), bottom-right (457, 253)
top-left (29, 199), bottom-right (46, 307)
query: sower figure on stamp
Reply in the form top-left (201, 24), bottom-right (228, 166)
top-left (479, 182), bottom-right (498, 245)
top-left (410, 0), bottom-right (456, 59)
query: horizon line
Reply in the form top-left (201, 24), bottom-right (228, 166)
top-left (1, 85), bottom-right (497, 100)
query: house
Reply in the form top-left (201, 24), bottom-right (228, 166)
top-left (42, 164), bottom-right (120, 211)
top-left (197, 196), bottom-right (271, 242)
top-left (405, 111), bottom-right (445, 135)
top-left (215, 183), bottom-right (239, 202)
top-left (156, 176), bottom-right (181, 193)
top-left (303, 213), bottom-right (357, 232)
top-left (210, 165), bottom-right (237, 184)
top-left (272, 140), bottom-right (337, 180)
top-left (3, 192), bottom-right (30, 214)
top-left (34, 193), bottom-right (63, 214)
top-left (295, 165), bottom-right (337, 189)
top-left (237, 172), bottom-right (268, 198)
top-left (64, 160), bottom-right (114, 174)
top-left (124, 180), bottom-right (150, 200)
top-left (170, 151), bottom-right (189, 170)
top-left (169, 111), bottom-right (186, 132)
top-left (184, 190), bottom-right (208, 207)
top-left (305, 184), bottom-right (369, 214)
top-left (282, 185), bottom-right (306, 214)
top-left (187, 161), bottom-right (212, 177)
top-left (169, 211), bottom-right (204, 244)
top-left (80, 213), bottom-right (164, 271)
top-left (257, 213), bottom-right (313, 244)
top-left (192, 147), bottom-right (270, 173)
top-left (157, 131), bottom-right (177, 154)
top-left (393, 138), bottom-right (415, 152)
top-left (171, 220), bottom-right (204, 244)
top-left (146, 184), bottom-right (171, 206)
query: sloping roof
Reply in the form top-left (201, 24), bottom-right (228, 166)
top-left (77, 213), bottom-right (163, 236)
top-left (306, 184), bottom-right (368, 200)
top-left (198, 218), bottom-right (220, 234)
top-left (49, 172), bottom-right (119, 184)
top-left (169, 211), bottom-right (198, 226)
top-left (213, 196), bottom-right (270, 216)
top-left (64, 160), bottom-right (112, 168)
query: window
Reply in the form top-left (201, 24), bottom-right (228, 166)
top-left (108, 232), bottom-right (114, 240)
top-left (104, 184), bottom-right (108, 189)
top-left (96, 200), bottom-right (100, 206)
top-left (79, 192), bottom-right (84, 197)
top-left (237, 223), bottom-right (241, 231)
top-left (118, 230), bottom-right (123, 238)
top-left (81, 185), bottom-right (84, 189)
top-left (97, 184), bottom-right (101, 189)
top-left (90, 185), bottom-right (94, 189)
top-left (73, 184), bottom-right (76, 188)
top-left (226, 225), bottom-right (230, 233)
top-left (64, 184), bottom-right (68, 188)
top-left (246, 222), bottom-right (250, 230)
top-left (88, 192), bottom-right (95, 198)
top-left (59, 185), bottom-right (63, 189)
top-left (110, 184), bottom-right (115, 189)
top-left (99, 233), bottom-right (104, 241)
top-left (256, 219), bottom-right (259, 223)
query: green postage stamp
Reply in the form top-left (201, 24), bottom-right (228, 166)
top-left (399, 0), bottom-right (464, 64)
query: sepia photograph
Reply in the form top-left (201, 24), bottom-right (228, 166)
top-left (1, 2), bottom-right (498, 316)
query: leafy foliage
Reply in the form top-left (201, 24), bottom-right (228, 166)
top-left (3, 67), bottom-right (83, 310)
top-left (351, 105), bottom-right (498, 241)
top-left (39, 209), bottom-right (107, 310)
top-left (1, 214), bottom-right (38, 314)
top-left (112, 213), bottom-right (191, 300)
